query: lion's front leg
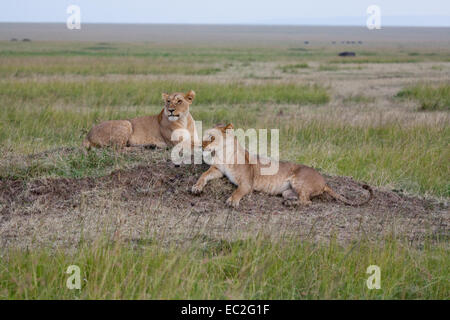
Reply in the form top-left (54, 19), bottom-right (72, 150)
top-left (191, 166), bottom-right (223, 194)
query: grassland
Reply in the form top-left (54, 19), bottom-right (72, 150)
top-left (396, 84), bottom-right (450, 111)
top-left (1, 237), bottom-right (448, 299)
top-left (0, 80), bottom-right (329, 107)
top-left (0, 35), bottom-right (449, 299)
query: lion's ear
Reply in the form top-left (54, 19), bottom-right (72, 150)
top-left (225, 123), bottom-right (234, 130)
top-left (185, 90), bottom-right (196, 104)
top-left (162, 93), bottom-right (169, 101)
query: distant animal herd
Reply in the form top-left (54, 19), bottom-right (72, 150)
top-left (10, 38), bottom-right (31, 42)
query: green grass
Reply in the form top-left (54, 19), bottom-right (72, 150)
top-left (0, 80), bottom-right (329, 107)
top-left (279, 63), bottom-right (309, 73)
top-left (318, 64), bottom-right (339, 71)
top-left (0, 42), bottom-right (310, 63)
top-left (2, 42), bottom-right (448, 64)
top-left (343, 95), bottom-right (376, 104)
top-left (1, 236), bottom-right (448, 299)
top-left (285, 122), bottom-right (449, 197)
top-left (431, 65), bottom-right (444, 71)
top-left (0, 56), bottom-right (223, 76)
top-left (396, 84), bottom-right (450, 111)
top-left (0, 149), bottom-right (142, 181)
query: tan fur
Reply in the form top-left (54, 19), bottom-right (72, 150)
top-left (83, 90), bottom-right (198, 149)
top-left (192, 123), bottom-right (373, 208)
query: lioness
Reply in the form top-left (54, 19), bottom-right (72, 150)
top-left (83, 90), bottom-right (198, 149)
top-left (192, 123), bottom-right (373, 208)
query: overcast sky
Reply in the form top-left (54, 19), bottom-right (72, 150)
top-left (1, 0), bottom-right (449, 26)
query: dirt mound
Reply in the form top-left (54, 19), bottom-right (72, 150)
top-left (0, 151), bottom-right (448, 248)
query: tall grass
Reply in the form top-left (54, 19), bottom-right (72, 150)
top-left (286, 121), bottom-right (449, 197)
top-left (0, 80), bottom-right (330, 106)
top-left (1, 236), bottom-right (448, 299)
top-left (396, 84), bottom-right (450, 111)
top-left (279, 63), bottom-right (309, 73)
top-left (0, 56), bottom-right (222, 76)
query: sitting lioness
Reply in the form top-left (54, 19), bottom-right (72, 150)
top-left (192, 123), bottom-right (373, 208)
top-left (83, 90), bottom-right (198, 149)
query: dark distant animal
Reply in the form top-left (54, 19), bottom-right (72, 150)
top-left (22, 38), bottom-right (31, 42)
top-left (358, 41), bottom-right (363, 44)
top-left (10, 38), bottom-right (18, 42)
top-left (338, 52), bottom-right (356, 57)
top-left (304, 41), bottom-right (309, 45)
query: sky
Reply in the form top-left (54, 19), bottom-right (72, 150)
top-left (1, 0), bottom-right (449, 26)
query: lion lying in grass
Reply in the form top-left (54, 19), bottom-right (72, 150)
top-left (192, 123), bottom-right (373, 208)
top-left (83, 90), bottom-right (198, 149)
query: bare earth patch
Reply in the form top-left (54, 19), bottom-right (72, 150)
top-left (0, 149), bottom-right (448, 248)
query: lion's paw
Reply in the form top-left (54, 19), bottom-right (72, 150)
top-left (226, 197), bottom-right (240, 208)
top-left (191, 184), bottom-right (203, 195)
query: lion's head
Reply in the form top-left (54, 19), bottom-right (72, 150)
top-left (202, 123), bottom-right (235, 164)
top-left (162, 90), bottom-right (195, 122)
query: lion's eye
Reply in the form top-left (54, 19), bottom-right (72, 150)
top-left (166, 100), bottom-right (170, 104)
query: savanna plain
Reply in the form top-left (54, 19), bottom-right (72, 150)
top-left (0, 24), bottom-right (449, 299)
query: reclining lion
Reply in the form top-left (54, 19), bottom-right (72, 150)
top-left (83, 90), bottom-right (198, 149)
top-left (192, 123), bottom-right (373, 208)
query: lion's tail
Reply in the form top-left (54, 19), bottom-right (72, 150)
top-left (324, 184), bottom-right (373, 206)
